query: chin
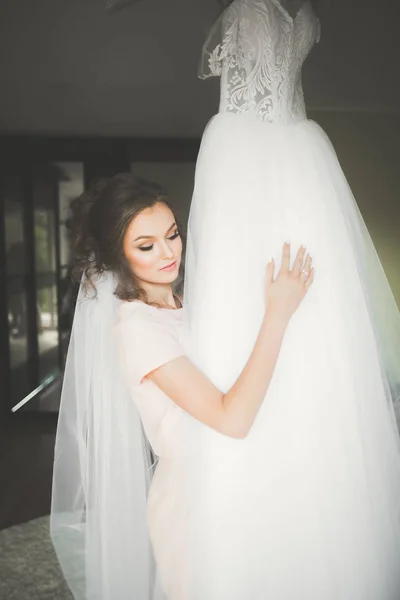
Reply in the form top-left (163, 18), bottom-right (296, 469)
top-left (158, 270), bottom-right (180, 284)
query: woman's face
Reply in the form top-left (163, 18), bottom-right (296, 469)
top-left (123, 202), bottom-right (182, 286)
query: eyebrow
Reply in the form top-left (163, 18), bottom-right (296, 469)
top-left (133, 222), bottom-right (177, 243)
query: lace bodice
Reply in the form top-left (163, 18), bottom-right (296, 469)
top-left (200, 0), bottom-right (320, 124)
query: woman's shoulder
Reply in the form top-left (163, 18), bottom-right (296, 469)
top-left (116, 300), bottom-right (159, 324)
top-left (114, 300), bottom-right (184, 355)
top-left (116, 300), bottom-right (183, 330)
top-left (114, 302), bottom-right (164, 348)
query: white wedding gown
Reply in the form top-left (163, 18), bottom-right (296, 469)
top-left (179, 1), bottom-right (400, 598)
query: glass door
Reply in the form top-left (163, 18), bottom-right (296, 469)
top-left (1, 165), bottom-right (63, 413)
top-left (33, 172), bottom-right (60, 390)
top-left (1, 154), bottom-right (124, 416)
top-left (4, 176), bottom-right (32, 407)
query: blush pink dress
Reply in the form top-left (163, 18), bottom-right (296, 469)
top-left (114, 300), bottom-right (201, 600)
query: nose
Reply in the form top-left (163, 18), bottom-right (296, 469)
top-left (160, 239), bottom-right (174, 259)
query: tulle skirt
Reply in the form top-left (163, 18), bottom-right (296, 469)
top-left (170, 112), bottom-right (400, 599)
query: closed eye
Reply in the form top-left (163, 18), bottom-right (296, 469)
top-left (139, 230), bottom-right (180, 252)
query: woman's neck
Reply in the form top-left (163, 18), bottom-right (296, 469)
top-left (141, 283), bottom-right (178, 309)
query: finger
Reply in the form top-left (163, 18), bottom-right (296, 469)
top-left (280, 242), bottom-right (291, 274)
top-left (292, 245), bottom-right (307, 277)
top-left (304, 267), bottom-right (315, 290)
top-left (266, 258), bottom-right (275, 285)
top-left (300, 270), bottom-right (309, 284)
top-left (304, 253), bottom-right (313, 270)
top-left (300, 253), bottom-right (313, 279)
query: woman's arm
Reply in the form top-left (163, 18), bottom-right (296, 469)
top-left (150, 310), bottom-right (287, 439)
top-left (149, 243), bottom-right (314, 439)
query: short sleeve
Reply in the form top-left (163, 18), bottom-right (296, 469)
top-left (115, 306), bottom-right (185, 389)
top-left (198, 3), bottom-right (239, 79)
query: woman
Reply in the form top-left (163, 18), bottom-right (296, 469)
top-left (50, 173), bottom-right (314, 600)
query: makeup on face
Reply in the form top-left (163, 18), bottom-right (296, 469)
top-left (160, 260), bottom-right (178, 272)
top-left (123, 203), bottom-right (182, 285)
top-left (136, 227), bottom-right (180, 253)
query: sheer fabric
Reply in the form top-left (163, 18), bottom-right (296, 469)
top-left (50, 274), bottom-right (161, 599)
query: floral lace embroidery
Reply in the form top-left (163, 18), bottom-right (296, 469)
top-left (205, 0), bottom-right (320, 124)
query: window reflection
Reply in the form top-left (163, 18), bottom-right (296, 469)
top-left (54, 162), bottom-right (84, 364)
top-left (4, 179), bottom-right (30, 402)
top-left (33, 177), bottom-right (59, 386)
top-left (36, 285), bottom-right (58, 379)
top-left (56, 162), bottom-right (84, 268)
top-left (35, 204), bottom-right (56, 273)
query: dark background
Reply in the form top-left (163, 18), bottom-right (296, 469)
top-left (0, 0), bottom-right (399, 137)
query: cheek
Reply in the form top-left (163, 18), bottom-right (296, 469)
top-left (125, 248), bottom-right (158, 275)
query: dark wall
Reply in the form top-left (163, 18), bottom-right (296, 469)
top-left (0, 0), bottom-right (399, 137)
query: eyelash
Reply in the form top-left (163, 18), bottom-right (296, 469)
top-left (139, 230), bottom-right (180, 252)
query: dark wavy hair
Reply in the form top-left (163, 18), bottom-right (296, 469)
top-left (69, 173), bottom-right (184, 302)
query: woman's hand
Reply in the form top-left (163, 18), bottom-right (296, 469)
top-left (265, 242), bottom-right (314, 322)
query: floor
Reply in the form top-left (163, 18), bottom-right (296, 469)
top-left (0, 514), bottom-right (73, 600)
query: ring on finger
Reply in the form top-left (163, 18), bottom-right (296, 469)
top-left (301, 268), bottom-right (310, 279)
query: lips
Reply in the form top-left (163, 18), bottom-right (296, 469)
top-left (160, 260), bottom-right (177, 272)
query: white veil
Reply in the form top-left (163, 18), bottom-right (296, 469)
top-left (50, 271), bottom-right (160, 599)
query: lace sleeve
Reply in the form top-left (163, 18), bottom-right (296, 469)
top-left (198, 3), bottom-right (240, 79)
